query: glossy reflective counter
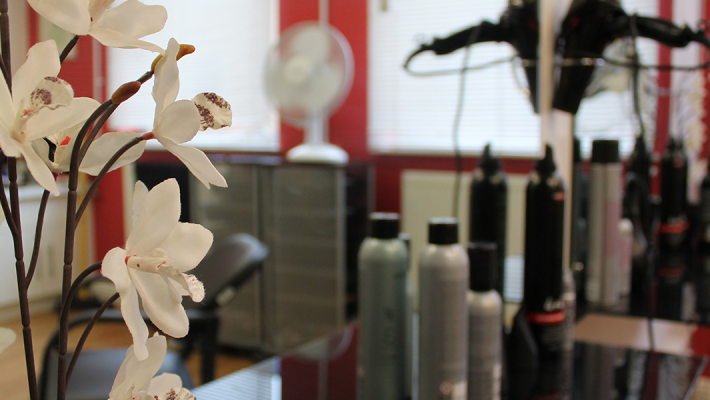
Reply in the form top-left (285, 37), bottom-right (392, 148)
top-left (193, 326), bottom-right (706, 400)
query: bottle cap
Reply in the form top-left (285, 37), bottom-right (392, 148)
top-left (535, 144), bottom-right (557, 175)
top-left (591, 139), bottom-right (619, 163)
top-left (369, 213), bottom-right (399, 239)
top-left (428, 218), bottom-right (459, 245)
top-left (573, 137), bottom-right (581, 163)
top-left (468, 242), bottom-right (498, 291)
top-left (479, 143), bottom-right (501, 173)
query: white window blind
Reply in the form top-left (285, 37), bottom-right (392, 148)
top-left (107, 0), bottom-right (280, 152)
top-left (368, 0), bottom-right (658, 157)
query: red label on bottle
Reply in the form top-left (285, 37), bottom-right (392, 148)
top-left (554, 192), bottom-right (565, 201)
top-left (527, 310), bottom-right (565, 325)
top-left (659, 220), bottom-right (689, 234)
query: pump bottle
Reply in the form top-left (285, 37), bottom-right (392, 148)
top-left (418, 218), bottom-right (469, 400)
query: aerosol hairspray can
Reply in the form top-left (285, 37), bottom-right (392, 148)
top-left (358, 213), bottom-right (408, 400)
top-left (586, 139), bottom-right (622, 308)
top-left (469, 143), bottom-right (507, 296)
top-left (524, 144), bottom-right (565, 397)
top-left (467, 242), bottom-right (502, 400)
top-left (418, 218), bottom-right (469, 400)
top-left (399, 232), bottom-right (414, 400)
top-left (657, 137), bottom-right (689, 320)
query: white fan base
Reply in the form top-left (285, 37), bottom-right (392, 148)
top-left (286, 143), bottom-right (349, 164)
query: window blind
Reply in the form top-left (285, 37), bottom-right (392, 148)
top-left (107, 0), bottom-right (280, 152)
top-left (368, 0), bottom-right (659, 157)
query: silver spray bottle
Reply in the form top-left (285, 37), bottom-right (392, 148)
top-left (418, 218), bottom-right (469, 400)
top-left (358, 213), bottom-right (408, 400)
top-left (467, 242), bottom-right (502, 400)
top-left (586, 139), bottom-right (622, 308)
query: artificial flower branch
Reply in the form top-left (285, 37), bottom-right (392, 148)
top-left (0, 0), bottom-right (11, 87)
top-left (25, 189), bottom-right (50, 287)
top-left (7, 155), bottom-right (41, 400)
top-left (59, 35), bottom-right (80, 64)
top-left (65, 292), bottom-right (120, 386)
top-left (0, 155), bottom-right (20, 238)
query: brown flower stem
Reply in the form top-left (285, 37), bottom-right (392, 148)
top-left (25, 189), bottom-right (49, 287)
top-left (0, 0), bottom-right (11, 89)
top-left (78, 103), bottom-right (119, 163)
top-left (0, 155), bottom-right (19, 239)
top-left (75, 136), bottom-right (145, 227)
top-left (138, 70), bottom-right (155, 84)
top-left (60, 35), bottom-right (80, 64)
top-left (57, 100), bottom-right (112, 400)
top-left (65, 292), bottom-right (119, 386)
top-left (8, 158), bottom-right (38, 400)
top-left (60, 262), bottom-right (102, 314)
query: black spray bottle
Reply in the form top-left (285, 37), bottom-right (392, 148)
top-left (469, 143), bottom-right (508, 297)
top-left (524, 144), bottom-right (566, 398)
top-left (657, 137), bottom-right (690, 320)
top-left (696, 164), bottom-right (710, 323)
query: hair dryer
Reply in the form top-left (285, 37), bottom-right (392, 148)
top-left (404, 0), bottom-right (541, 112)
top-left (554, 0), bottom-right (710, 114)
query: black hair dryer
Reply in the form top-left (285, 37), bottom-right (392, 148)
top-left (404, 0), bottom-right (541, 112)
top-left (554, 0), bottom-right (710, 115)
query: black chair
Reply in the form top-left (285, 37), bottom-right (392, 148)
top-left (39, 233), bottom-right (268, 400)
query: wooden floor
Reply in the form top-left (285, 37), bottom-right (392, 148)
top-left (0, 312), bottom-right (255, 400)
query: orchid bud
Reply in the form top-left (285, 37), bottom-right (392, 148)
top-left (151, 44), bottom-right (196, 72)
top-left (111, 81), bottom-right (142, 104)
top-left (177, 44), bottom-right (196, 60)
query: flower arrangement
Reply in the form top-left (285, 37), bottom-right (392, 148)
top-left (0, 1), bottom-right (233, 399)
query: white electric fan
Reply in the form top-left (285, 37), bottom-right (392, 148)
top-left (264, 21), bottom-right (354, 164)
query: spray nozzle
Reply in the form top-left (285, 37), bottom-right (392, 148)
top-left (535, 144), bottom-right (557, 175)
top-left (479, 143), bottom-right (502, 173)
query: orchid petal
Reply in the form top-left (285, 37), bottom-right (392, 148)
top-left (154, 100), bottom-right (200, 144)
top-left (0, 327), bottom-right (16, 354)
top-left (0, 79), bottom-right (14, 129)
top-left (0, 130), bottom-right (20, 157)
top-left (92, 0), bottom-right (167, 45)
top-left (158, 223), bottom-right (213, 273)
top-left (80, 131), bottom-right (145, 176)
top-left (89, 27), bottom-right (165, 53)
top-left (20, 143), bottom-right (58, 195)
top-left (152, 39), bottom-right (180, 117)
top-left (132, 181), bottom-right (149, 226)
top-left (129, 268), bottom-right (189, 338)
top-left (151, 265), bottom-right (204, 303)
top-left (126, 179), bottom-right (181, 256)
top-left (161, 140), bottom-right (227, 188)
top-left (25, 97), bottom-right (101, 141)
top-left (147, 373), bottom-right (183, 397)
top-left (27, 0), bottom-right (91, 36)
top-left (12, 41), bottom-right (60, 112)
top-left (192, 93), bottom-right (232, 131)
top-left (38, 122), bottom-right (84, 173)
top-left (110, 334), bottom-right (167, 399)
top-left (25, 77), bottom-right (74, 119)
top-left (103, 247), bottom-right (151, 360)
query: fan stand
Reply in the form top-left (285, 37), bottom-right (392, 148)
top-left (286, 110), bottom-right (349, 164)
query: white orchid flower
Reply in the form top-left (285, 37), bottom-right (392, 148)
top-left (0, 327), bottom-right (16, 354)
top-left (28, 0), bottom-right (166, 53)
top-left (82, 38), bottom-right (231, 188)
top-left (110, 334), bottom-right (195, 400)
top-left (102, 179), bottom-right (210, 360)
top-left (0, 40), bottom-right (100, 195)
